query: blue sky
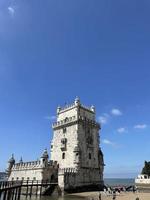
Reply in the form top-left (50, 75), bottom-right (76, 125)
top-left (0, 0), bottom-right (150, 178)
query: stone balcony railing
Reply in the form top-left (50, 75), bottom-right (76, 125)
top-left (52, 115), bottom-right (100, 129)
top-left (52, 116), bottom-right (77, 128)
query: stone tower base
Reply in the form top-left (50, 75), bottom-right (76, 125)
top-left (58, 168), bottom-right (104, 194)
top-left (64, 183), bottom-right (104, 193)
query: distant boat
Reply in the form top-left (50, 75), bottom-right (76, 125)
top-left (135, 174), bottom-right (150, 191)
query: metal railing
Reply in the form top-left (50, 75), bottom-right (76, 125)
top-left (0, 180), bottom-right (58, 199)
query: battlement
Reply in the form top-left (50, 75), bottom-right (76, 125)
top-left (59, 168), bottom-right (78, 174)
top-left (12, 160), bottom-right (58, 170)
top-left (12, 161), bottom-right (41, 170)
top-left (57, 98), bottom-right (95, 115)
top-left (58, 104), bottom-right (95, 114)
top-left (57, 103), bottom-right (76, 114)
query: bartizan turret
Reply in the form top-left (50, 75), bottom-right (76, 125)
top-left (40, 149), bottom-right (49, 167)
top-left (6, 154), bottom-right (15, 177)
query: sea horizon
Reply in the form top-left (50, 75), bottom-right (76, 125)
top-left (104, 178), bottom-right (135, 186)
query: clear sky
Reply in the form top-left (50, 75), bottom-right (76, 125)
top-left (0, 0), bottom-right (150, 178)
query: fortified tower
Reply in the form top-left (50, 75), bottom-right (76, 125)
top-left (51, 97), bottom-right (104, 192)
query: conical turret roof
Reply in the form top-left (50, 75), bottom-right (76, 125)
top-left (8, 154), bottom-right (15, 163)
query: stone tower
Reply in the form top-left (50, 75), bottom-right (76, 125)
top-left (51, 98), bottom-right (104, 192)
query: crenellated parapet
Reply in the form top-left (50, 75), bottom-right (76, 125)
top-left (12, 161), bottom-right (42, 170)
top-left (59, 168), bottom-right (78, 174)
top-left (56, 97), bottom-right (95, 115)
top-left (57, 103), bottom-right (76, 114)
top-left (11, 160), bottom-right (58, 171)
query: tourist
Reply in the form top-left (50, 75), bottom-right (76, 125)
top-left (112, 190), bottom-right (116, 200)
top-left (99, 192), bottom-right (101, 200)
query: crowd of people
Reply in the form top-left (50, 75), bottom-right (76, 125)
top-left (103, 185), bottom-right (138, 200)
top-left (88, 186), bottom-right (140, 200)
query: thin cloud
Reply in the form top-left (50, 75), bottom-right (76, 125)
top-left (117, 127), bottom-right (127, 133)
top-left (8, 6), bottom-right (15, 16)
top-left (134, 124), bottom-right (147, 129)
top-left (111, 108), bottom-right (122, 116)
top-left (98, 113), bottom-right (109, 125)
top-left (44, 116), bottom-right (56, 121)
top-left (102, 139), bottom-right (115, 146)
top-left (102, 139), bottom-right (121, 148)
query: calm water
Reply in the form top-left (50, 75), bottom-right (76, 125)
top-left (20, 196), bottom-right (85, 200)
top-left (104, 178), bottom-right (135, 186)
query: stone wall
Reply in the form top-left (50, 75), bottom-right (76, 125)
top-left (8, 161), bottom-right (58, 181)
top-left (51, 121), bottom-right (78, 169)
top-left (58, 168), bottom-right (104, 192)
top-left (8, 167), bottom-right (43, 181)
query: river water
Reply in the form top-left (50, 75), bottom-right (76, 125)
top-left (20, 196), bottom-right (85, 200)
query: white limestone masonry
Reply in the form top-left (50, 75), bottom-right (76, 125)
top-left (7, 98), bottom-right (104, 192)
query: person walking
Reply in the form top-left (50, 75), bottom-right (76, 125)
top-left (112, 190), bottom-right (116, 200)
top-left (99, 192), bottom-right (101, 200)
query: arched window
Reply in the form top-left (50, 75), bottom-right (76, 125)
top-left (62, 152), bottom-right (65, 159)
top-left (64, 118), bottom-right (68, 123)
top-left (63, 127), bottom-right (66, 133)
top-left (89, 153), bottom-right (91, 160)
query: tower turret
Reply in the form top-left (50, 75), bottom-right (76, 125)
top-left (7, 154), bottom-right (15, 176)
top-left (90, 105), bottom-right (95, 113)
top-left (40, 149), bottom-right (49, 167)
top-left (73, 144), bottom-right (81, 169)
top-left (19, 157), bottom-right (23, 163)
top-left (57, 106), bottom-right (61, 115)
top-left (74, 96), bottom-right (80, 106)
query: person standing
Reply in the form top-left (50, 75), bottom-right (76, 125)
top-left (99, 192), bottom-right (101, 200)
top-left (112, 190), bottom-right (116, 200)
